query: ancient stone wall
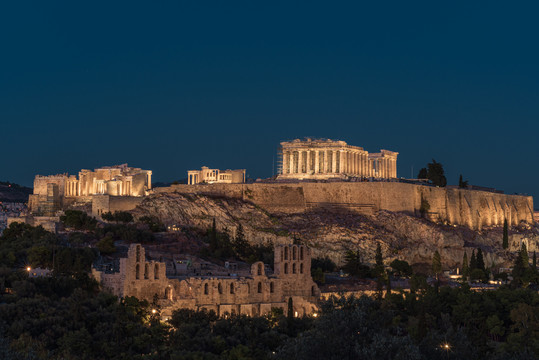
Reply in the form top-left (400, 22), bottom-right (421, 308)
top-left (91, 195), bottom-right (144, 217)
top-left (156, 182), bottom-right (533, 230)
top-left (94, 244), bottom-right (320, 318)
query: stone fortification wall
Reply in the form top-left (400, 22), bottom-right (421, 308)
top-left (156, 182), bottom-right (533, 230)
top-left (91, 195), bottom-right (144, 217)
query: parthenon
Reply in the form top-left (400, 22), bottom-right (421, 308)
top-left (277, 138), bottom-right (398, 180)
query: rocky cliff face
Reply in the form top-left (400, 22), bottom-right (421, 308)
top-left (131, 192), bottom-right (539, 270)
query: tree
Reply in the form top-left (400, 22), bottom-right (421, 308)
top-left (343, 250), bottom-right (371, 278)
top-left (374, 243), bottom-right (384, 278)
top-left (232, 224), bottom-right (251, 260)
top-left (287, 297), bottom-right (294, 320)
top-left (60, 210), bottom-right (97, 230)
top-left (461, 251), bottom-right (469, 280)
top-left (96, 236), bottom-right (116, 254)
top-left (521, 243), bottom-right (529, 266)
top-left (417, 168), bottom-right (428, 179)
top-left (458, 174), bottom-right (469, 188)
top-left (432, 250), bottom-right (442, 280)
top-left (469, 250), bottom-right (477, 271)
top-left (385, 270), bottom-right (392, 299)
top-left (389, 259), bottom-right (413, 277)
top-left (476, 248), bottom-right (485, 272)
top-left (502, 218), bottom-right (509, 249)
top-left (427, 159), bottom-right (447, 187)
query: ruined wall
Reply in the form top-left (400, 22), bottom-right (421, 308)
top-left (94, 244), bottom-right (320, 318)
top-left (91, 195), bottom-right (143, 217)
top-left (156, 182), bottom-right (533, 230)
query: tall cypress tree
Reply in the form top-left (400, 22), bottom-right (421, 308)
top-left (287, 297), bottom-right (294, 320)
top-left (374, 243), bottom-right (384, 277)
top-left (502, 218), bottom-right (509, 249)
top-left (462, 251), bottom-right (469, 280)
top-left (432, 250), bottom-right (442, 281)
top-left (521, 243), bottom-right (529, 267)
top-left (476, 248), bottom-right (485, 271)
top-left (470, 249), bottom-right (477, 270)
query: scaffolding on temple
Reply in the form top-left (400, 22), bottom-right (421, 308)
top-left (276, 146), bottom-right (283, 176)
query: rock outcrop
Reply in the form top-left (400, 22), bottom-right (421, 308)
top-left (131, 192), bottom-right (539, 270)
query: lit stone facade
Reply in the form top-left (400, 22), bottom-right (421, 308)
top-left (28, 164), bottom-right (151, 216)
top-left (277, 138), bottom-right (398, 180)
top-left (93, 243), bottom-right (320, 318)
top-left (188, 166), bottom-right (246, 185)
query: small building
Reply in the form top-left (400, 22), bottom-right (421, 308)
top-left (187, 167), bottom-right (246, 185)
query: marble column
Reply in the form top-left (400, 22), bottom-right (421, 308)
top-left (314, 151), bottom-right (320, 173)
top-left (289, 152), bottom-right (294, 174)
top-left (306, 151), bottom-right (311, 174)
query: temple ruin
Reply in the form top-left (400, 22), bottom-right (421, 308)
top-left (188, 166), bottom-right (246, 185)
top-left (277, 138), bottom-right (398, 180)
top-left (28, 164), bottom-right (151, 217)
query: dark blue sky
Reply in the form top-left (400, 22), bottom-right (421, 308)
top-left (1, 2), bottom-right (538, 200)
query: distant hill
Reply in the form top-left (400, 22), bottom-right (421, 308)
top-left (0, 181), bottom-right (32, 202)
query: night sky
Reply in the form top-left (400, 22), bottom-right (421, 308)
top-left (1, 2), bottom-right (538, 201)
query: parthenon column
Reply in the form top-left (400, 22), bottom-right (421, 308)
top-left (314, 151), bottom-right (320, 173)
top-left (306, 151), bottom-right (311, 174)
top-left (332, 151), bottom-right (337, 173)
top-left (364, 154), bottom-right (368, 177)
top-left (289, 152), bottom-right (294, 174)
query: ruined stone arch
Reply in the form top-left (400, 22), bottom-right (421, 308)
top-left (284, 247), bottom-right (289, 260)
top-left (230, 283), bottom-right (234, 294)
top-left (284, 263), bottom-right (289, 274)
top-left (300, 263), bottom-right (304, 274)
top-left (218, 283), bottom-right (223, 294)
top-left (293, 263), bottom-right (297, 274)
top-left (300, 246), bottom-right (304, 260)
top-left (204, 283), bottom-right (209, 295)
top-left (135, 264), bottom-right (140, 280)
top-left (311, 285), bottom-right (316, 296)
top-left (154, 264), bottom-right (159, 279)
top-left (144, 263), bottom-right (149, 279)
top-left (270, 282), bottom-right (274, 293)
top-left (257, 282), bottom-right (262, 293)
top-left (165, 286), bottom-right (173, 300)
top-left (293, 246), bottom-right (297, 260)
